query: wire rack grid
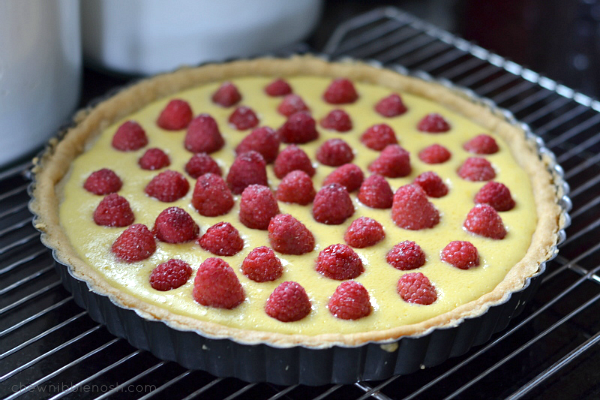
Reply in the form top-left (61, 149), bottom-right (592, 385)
top-left (1, 7), bottom-right (600, 400)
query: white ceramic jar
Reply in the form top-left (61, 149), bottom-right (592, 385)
top-left (0, 0), bottom-right (81, 168)
top-left (81, 0), bottom-right (323, 75)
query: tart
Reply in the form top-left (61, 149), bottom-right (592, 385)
top-left (30, 56), bottom-right (566, 383)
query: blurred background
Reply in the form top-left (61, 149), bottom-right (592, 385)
top-left (2, 0), bottom-right (598, 168)
top-left (318, 0), bottom-right (599, 99)
top-left (81, 0), bottom-right (600, 97)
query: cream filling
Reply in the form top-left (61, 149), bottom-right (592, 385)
top-left (59, 76), bottom-right (537, 335)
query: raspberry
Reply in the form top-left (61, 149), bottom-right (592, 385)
top-left (241, 246), bottom-right (283, 282)
top-left (441, 241), bottom-right (480, 269)
top-left (458, 157), bottom-right (496, 181)
top-left (229, 106), bottom-right (259, 130)
top-left (313, 183), bottom-right (354, 225)
top-left (138, 148), bottom-right (170, 170)
top-left (184, 114), bottom-right (225, 154)
top-left (226, 150), bottom-right (268, 194)
top-left (268, 214), bottom-right (315, 255)
top-left (323, 163), bottom-right (364, 193)
top-left (84, 168), bottom-right (122, 195)
top-left (358, 174), bottom-right (393, 209)
top-left (414, 171), bottom-right (448, 198)
top-left (375, 93), bottom-right (408, 117)
top-left (274, 145), bottom-right (315, 179)
top-left (328, 281), bottom-right (371, 320)
top-left (464, 134), bottom-right (499, 154)
top-left (417, 113), bottom-right (451, 133)
top-left (157, 99), bottom-right (193, 130)
top-left (153, 207), bottom-right (199, 243)
top-left (386, 241), bottom-right (426, 270)
top-left (418, 144), bottom-right (451, 164)
top-left (185, 153), bottom-right (221, 178)
top-left (198, 222), bottom-right (244, 256)
top-left (320, 109), bottom-right (353, 132)
top-left (265, 281), bottom-right (311, 322)
top-left (112, 121), bottom-right (148, 151)
top-left (212, 81), bottom-right (241, 107)
top-left (344, 217), bottom-right (385, 248)
top-left (316, 138), bottom-right (354, 166)
top-left (360, 124), bottom-right (398, 151)
top-left (323, 78), bottom-right (358, 104)
top-left (145, 170), bottom-right (189, 202)
top-left (276, 170), bottom-right (315, 205)
top-left (93, 193), bottom-right (134, 227)
top-left (464, 204), bottom-right (507, 239)
top-left (397, 272), bottom-right (437, 305)
top-left (475, 181), bottom-right (515, 211)
top-left (277, 94), bottom-right (309, 117)
top-left (265, 78), bottom-right (292, 96)
top-left (235, 126), bottom-right (280, 163)
top-left (193, 258), bottom-right (244, 309)
top-left (239, 185), bottom-right (280, 230)
top-left (392, 184), bottom-right (440, 230)
top-left (277, 112), bottom-right (319, 144)
top-left (316, 244), bottom-right (364, 280)
top-left (112, 224), bottom-right (156, 263)
top-left (192, 173), bottom-right (234, 217)
top-left (150, 259), bottom-right (192, 291)
top-left (368, 144), bottom-right (411, 178)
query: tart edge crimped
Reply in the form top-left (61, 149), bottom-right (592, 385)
top-left (30, 55), bottom-right (563, 348)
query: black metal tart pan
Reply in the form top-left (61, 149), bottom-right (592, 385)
top-left (29, 57), bottom-right (571, 386)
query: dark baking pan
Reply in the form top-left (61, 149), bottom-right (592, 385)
top-left (28, 57), bottom-right (571, 385)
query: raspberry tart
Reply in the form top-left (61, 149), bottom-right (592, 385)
top-left (30, 56), bottom-right (567, 384)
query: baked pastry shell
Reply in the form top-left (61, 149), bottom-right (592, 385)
top-left (28, 56), bottom-right (570, 384)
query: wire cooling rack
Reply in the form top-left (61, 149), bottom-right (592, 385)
top-left (2, 7), bottom-right (600, 399)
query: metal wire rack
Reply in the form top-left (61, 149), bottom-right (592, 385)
top-left (1, 6), bottom-right (599, 399)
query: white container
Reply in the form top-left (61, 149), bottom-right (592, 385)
top-left (0, 0), bottom-right (81, 167)
top-left (81, 0), bottom-right (322, 76)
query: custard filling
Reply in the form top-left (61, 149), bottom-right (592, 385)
top-left (59, 76), bottom-right (537, 335)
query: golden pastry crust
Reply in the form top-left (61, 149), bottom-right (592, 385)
top-left (30, 56), bottom-right (562, 348)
